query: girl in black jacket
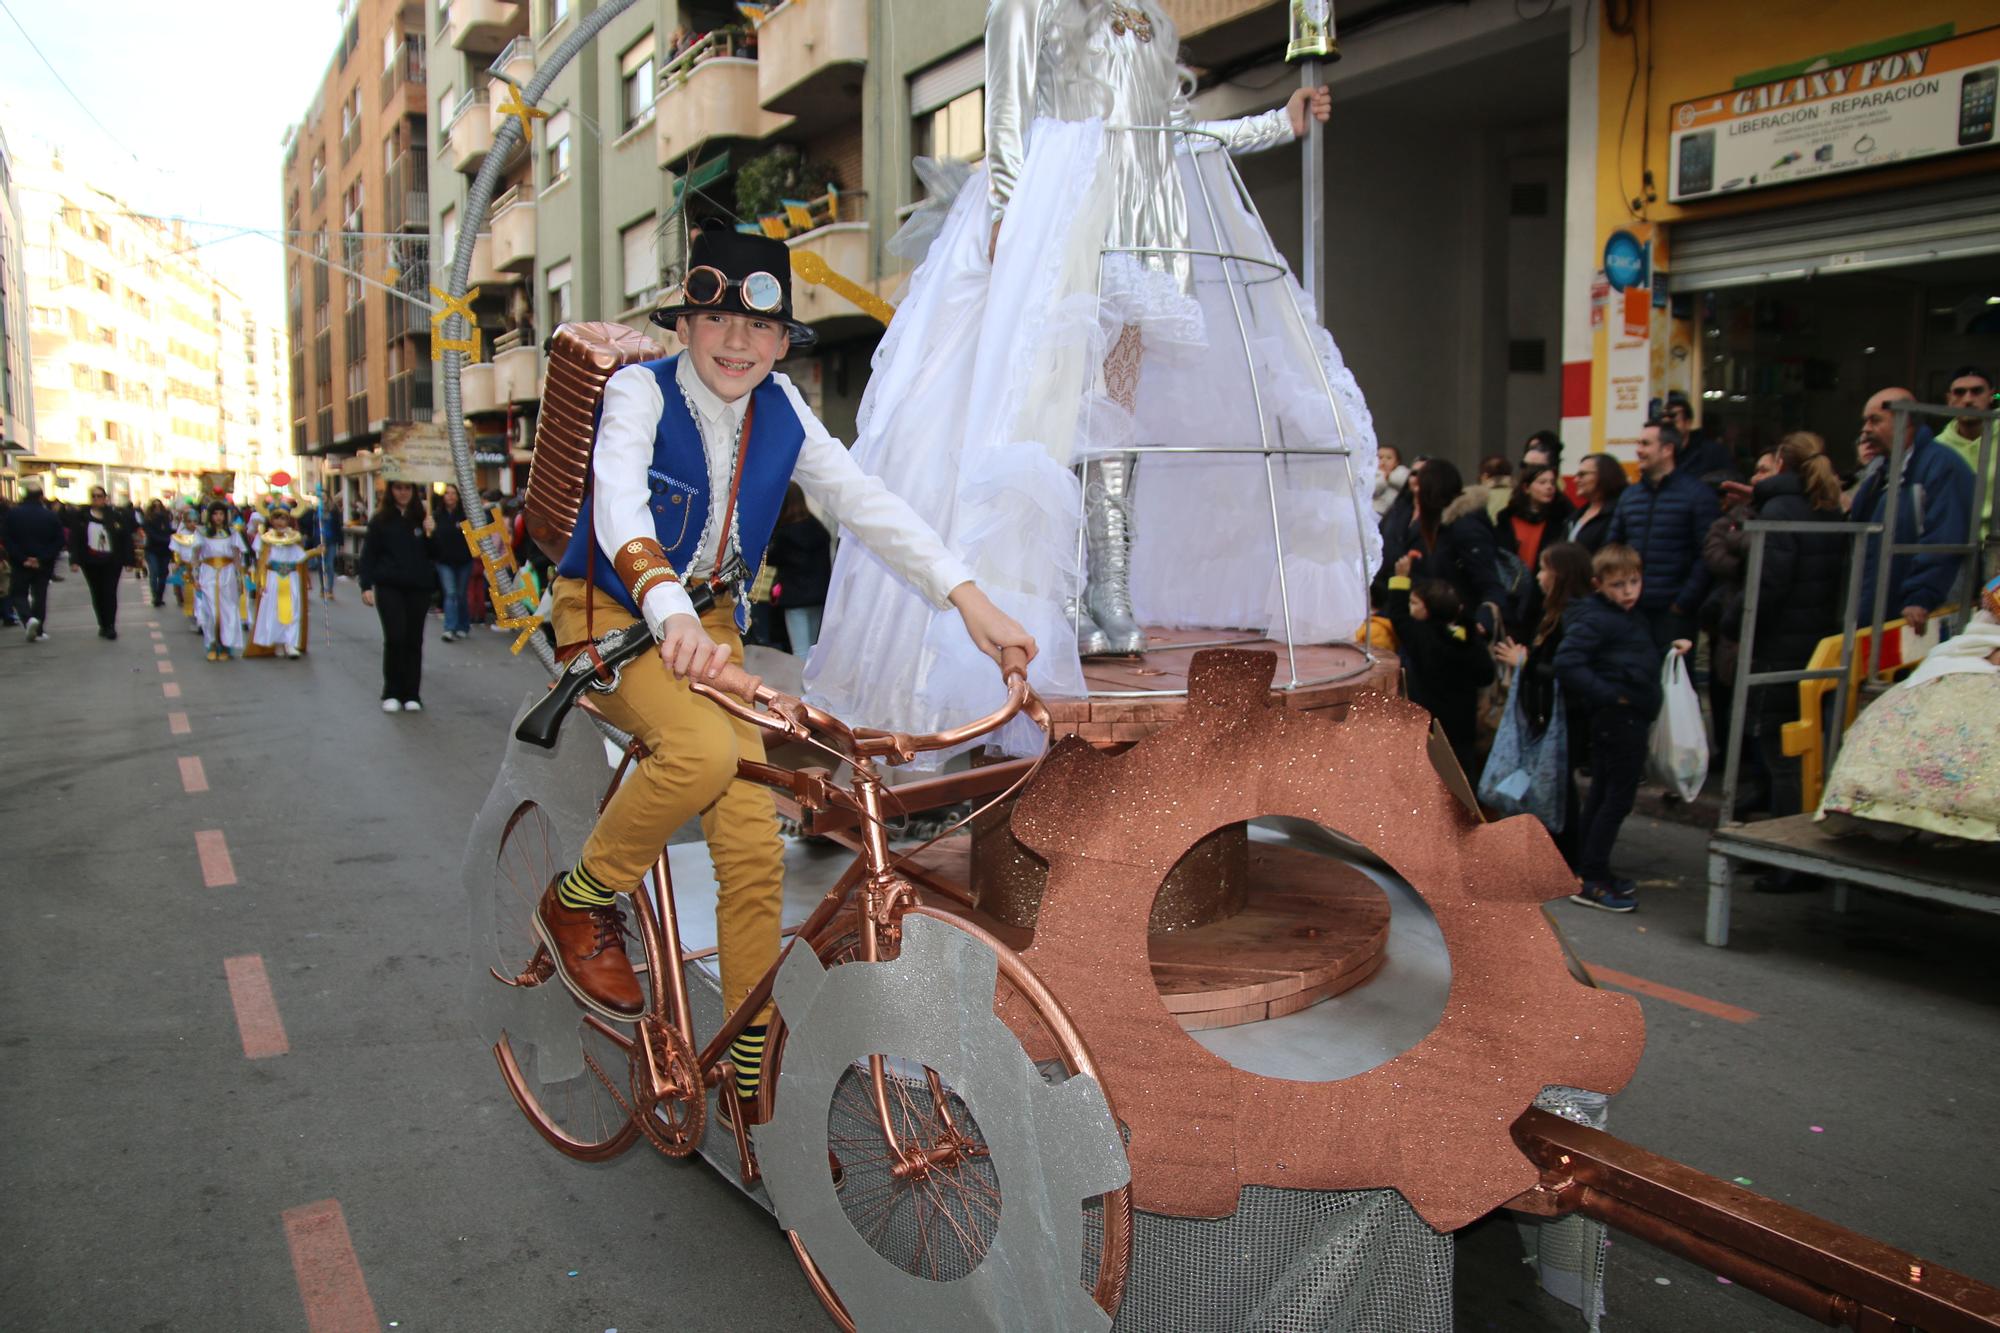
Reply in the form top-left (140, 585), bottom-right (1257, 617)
top-left (359, 480), bottom-right (438, 711)
top-left (1388, 573), bottom-right (1495, 777)
top-left (1493, 542), bottom-right (1595, 865)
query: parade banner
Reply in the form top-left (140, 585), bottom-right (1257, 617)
top-left (381, 423), bottom-right (454, 485)
top-left (1669, 26), bottom-right (2000, 202)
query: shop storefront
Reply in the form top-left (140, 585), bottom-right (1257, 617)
top-left (1563, 6), bottom-right (2000, 467)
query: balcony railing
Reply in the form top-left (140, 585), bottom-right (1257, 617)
top-left (756, 0), bottom-right (868, 118)
top-left (746, 185), bottom-right (866, 241)
top-left (489, 185), bottom-right (536, 271)
top-left (340, 121), bottom-right (362, 164)
top-left (380, 37), bottom-right (427, 108)
top-left (445, 88), bottom-right (493, 173)
top-left (388, 367), bottom-right (434, 423)
top-left (387, 149), bottom-right (431, 231)
top-left (488, 34), bottom-right (533, 78)
top-left (654, 30), bottom-right (789, 169)
top-left (447, 0), bottom-right (521, 53)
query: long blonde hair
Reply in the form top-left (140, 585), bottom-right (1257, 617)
top-left (1775, 432), bottom-right (1842, 512)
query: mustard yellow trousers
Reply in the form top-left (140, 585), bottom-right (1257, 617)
top-left (552, 578), bottom-right (783, 1019)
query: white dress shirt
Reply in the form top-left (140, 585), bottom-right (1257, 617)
top-left (592, 355), bottom-right (975, 634)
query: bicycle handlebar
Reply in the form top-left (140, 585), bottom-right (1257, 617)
top-left (690, 649), bottom-right (1044, 766)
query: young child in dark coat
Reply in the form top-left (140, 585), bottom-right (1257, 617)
top-left (1387, 571), bottom-right (1495, 777)
top-left (1553, 543), bottom-right (1689, 911)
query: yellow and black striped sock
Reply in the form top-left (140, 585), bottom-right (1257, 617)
top-left (730, 1026), bottom-right (767, 1104)
top-left (556, 863), bottom-right (617, 912)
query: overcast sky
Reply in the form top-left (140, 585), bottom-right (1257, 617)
top-left (2, 0), bottom-right (345, 319)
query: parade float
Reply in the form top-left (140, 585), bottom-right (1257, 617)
top-left (442, 2), bottom-right (2000, 1328)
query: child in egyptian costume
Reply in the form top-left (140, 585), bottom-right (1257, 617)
top-left (193, 501), bottom-right (248, 661)
top-left (247, 507), bottom-right (319, 658)
top-left (803, 0), bottom-right (1380, 759)
top-left (169, 507), bottom-right (202, 627)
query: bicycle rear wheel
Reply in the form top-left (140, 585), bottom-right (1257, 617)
top-left (487, 799), bottom-right (641, 1162)
top-left (495, 1015), bottom-right (643, 1162)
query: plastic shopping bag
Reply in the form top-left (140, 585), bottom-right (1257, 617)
top-left (1477, 676), bottom-right (1569, 830)
top-left (1645, 653), bottom-right (1709, 803)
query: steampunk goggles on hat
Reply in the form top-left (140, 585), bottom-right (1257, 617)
top-left (683, 265), bottom-right (785, 315)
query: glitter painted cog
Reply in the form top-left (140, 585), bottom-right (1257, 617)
top-left (1011, 649), bottom-right (1646, 1229)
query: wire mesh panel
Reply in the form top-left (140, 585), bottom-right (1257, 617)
top-left (1115, 1187), bottom-right (1454, 1332)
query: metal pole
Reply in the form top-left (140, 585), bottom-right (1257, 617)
top-left (1300, 58), bottom-right (1324, 320)
top-left (1864, 405), bottom-right (1908, 685)
top-left (1826, 529), bottom-right (1872, 776)
top-left (1720, 525), bottom-right (1763, 827)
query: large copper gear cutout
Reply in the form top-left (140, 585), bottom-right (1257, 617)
top-left (1012, 650), bottom-right (1645, 1230)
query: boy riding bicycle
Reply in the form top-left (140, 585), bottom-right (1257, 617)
top-left (538, 223), bottom-right (1033, 1115)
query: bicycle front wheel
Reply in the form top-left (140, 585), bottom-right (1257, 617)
top-left (761, 910), bottom-right (1132, 1331)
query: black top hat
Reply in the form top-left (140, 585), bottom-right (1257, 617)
top-left (651, 221), bottom-right (817, 349)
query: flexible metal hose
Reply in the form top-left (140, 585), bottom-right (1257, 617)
top-left (442, 0), bottom-right (640, 738)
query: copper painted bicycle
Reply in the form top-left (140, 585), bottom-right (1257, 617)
top-left (482, 648), bottom-right (1132, 1329)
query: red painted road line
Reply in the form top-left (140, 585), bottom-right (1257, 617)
top-left (283, 1199), bottom-right (378, 1333)
top-left (195, 829), bottom-right (237, 887)
top-left (1588, 963), bottom-right (1758, 1024)
top-left (162, 682), bottom-right (181, 699)
top-left (147, 620), bottom-right (160, 628)
top-left (179, 757), bottom-right (209, 794)
top-left (223, 955), bottom-right (289, 1059)
top-left (168, 711), bottom-right (191, 735)
top-left (157, 660), bottom-right (174, 675)
top-left (154, 643), bottom-right (170, 656)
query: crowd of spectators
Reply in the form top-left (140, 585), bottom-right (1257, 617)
top-left (1366, 369), bottom-right (1990, 907)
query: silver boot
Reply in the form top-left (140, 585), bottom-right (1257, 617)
top-left (1068, 595), bottom-right (1112, 657)
top-left (1082, 453), bottom-right (1147, 655)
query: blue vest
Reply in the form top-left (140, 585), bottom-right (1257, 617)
top-left (557, 356), bottom-right (808, 631)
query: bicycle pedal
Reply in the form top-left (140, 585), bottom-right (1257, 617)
top-left (490, 944), bottom-right (557, 989)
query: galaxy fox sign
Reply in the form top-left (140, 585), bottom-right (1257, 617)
top-left (1668, 26), bottom-right (2000, 202)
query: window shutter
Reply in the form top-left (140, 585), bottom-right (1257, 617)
top-left (910, 43), bottom-right (984, 115)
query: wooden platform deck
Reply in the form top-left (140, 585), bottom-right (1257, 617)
top-left (897, 837), bottom-right (1391, 1031)
top-left (1705, 814), bottom-right (2000, 946)
top-left (1046, 632), bottom-right (1397, 744)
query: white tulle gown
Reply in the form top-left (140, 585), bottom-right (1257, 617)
top-left (802, 118), bottom-right (1380, 763)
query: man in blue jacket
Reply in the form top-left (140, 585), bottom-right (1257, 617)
top-left (1606, 419), bottom-right (1720, 654)
top-left (1850, 387), bottom-right (1976, 633)
top-left (3, 482), bottom-right (66, 640)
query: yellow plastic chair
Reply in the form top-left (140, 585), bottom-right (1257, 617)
top-left (1781, 606), bottom-right (1956, 810)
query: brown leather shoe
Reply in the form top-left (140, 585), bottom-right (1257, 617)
top-left (534, 880), bottom-right (645, 1021)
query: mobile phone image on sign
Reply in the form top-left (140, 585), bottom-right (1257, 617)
top-left (1677, 130), bottom-right (1715, 197)
top-left (1959, 68), bottom-right (1997, 147)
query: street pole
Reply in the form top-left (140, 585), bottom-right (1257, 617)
top-left (1286, 3), bottom-right (1339, 322)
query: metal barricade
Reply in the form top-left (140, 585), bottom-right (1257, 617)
top-left (1717, 399), bottom-right (1998, 828)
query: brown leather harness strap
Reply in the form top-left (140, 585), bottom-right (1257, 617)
top-left (561, 391), bottom-right (758, 681)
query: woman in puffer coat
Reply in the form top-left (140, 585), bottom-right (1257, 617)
top-left (1704, 432), bottom-right (1848, 816)
top-left (1376, 458), bottom-right (1510, 640)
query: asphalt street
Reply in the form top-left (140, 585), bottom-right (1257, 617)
top-left (1, 569), bottom-right (1994, 1332)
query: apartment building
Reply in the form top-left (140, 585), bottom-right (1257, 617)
top-left (280, 0), bottom-right (434, 492)
top-left (12, 149), bottom-right (285, 504)
top-left (0, 126), bottom-right (33, 493)
top-left (418, 0), bottom-right (1574, 482)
